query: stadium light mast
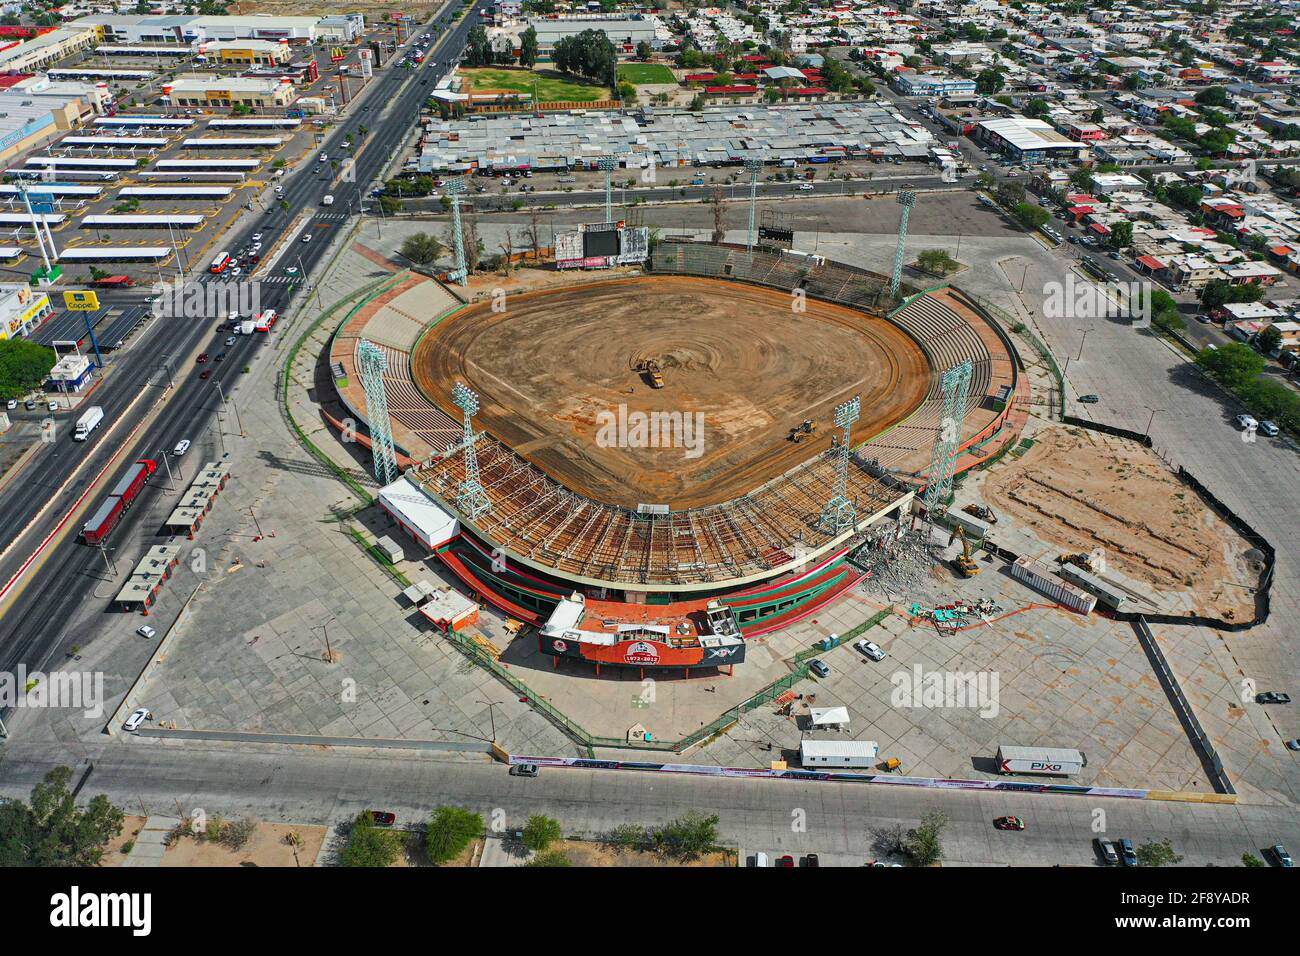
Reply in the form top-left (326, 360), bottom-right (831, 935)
top-left (743, 157), bottom-right (764, 251)
top-left (356, 339), bottom-right (399, 486)
top-left (452, 381), bottom-right (492, 520)
top-left (818, 396), bottom-right (861, 535)
top-left (445, 176), bottom-right (469, 286)
top-left (921, 360), bottom-right (973, 522)
top-left (890, 189), bottom-right (917, 297)
top-left (598, 155), bottom-right (618, 223)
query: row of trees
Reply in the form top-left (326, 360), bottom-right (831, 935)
top-left (1196, 342), bottom-right (1300, 431)
top-left (553, 29), bottom-right (617, 83)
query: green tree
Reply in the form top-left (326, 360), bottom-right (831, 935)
top-left (905, 809), bottom-right (947, 866)
top-left (339, 811), bottom-right (400, 867)
top-left (653, 810), bottom-right (719, 860)
top-left (917, 248), bottom-right (959, 274)
top-left (425, 806), bottom-right (483, 864)
top-left (464, 25), bottom-right (491, 67)
top-left (636, 41), bottom-right (652, 61)
top-left (975, 68), bottom-right (1005, 94)
top-left (399, 233), bottom-right (445, 265)
top-left (1194, 85), bottom-right (1228, 107)
top-left (378, 194), bottom-right (403, 216)
top-left (1012, 202), bottom-right (1050, 229)
top-left (0, 338), bottom-right (57, 402)
top-left (1136, 838), bottom-right (1183, 867)
top-left (1109, 220), bottom-right (1134, 248)
top-left (1242, 852), bottom-right (1265, 867)
top-left (522, 815), bottom-right (563, 853)
top-left (0, 767), bottom-right (125, 867)
top-left (1255, 323), bottom-right (1281, 355)
top-left (519, 27), bottom-right (539, 69)
top-left (1196, 342), bottom-right (1265, 390)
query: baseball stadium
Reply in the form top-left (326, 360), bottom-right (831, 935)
top-left (326, 241), bottom-right (1027, 675)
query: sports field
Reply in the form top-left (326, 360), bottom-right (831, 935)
top-left (617, 63), bottom-right (676, 85)
top-left (460, 67), bottom-right (609, 102)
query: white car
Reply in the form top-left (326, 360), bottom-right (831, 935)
top-left (301, 233), bottom-right (312, 243)
top-left (274, 185), bottom-right (284, 195)
top-left (228, 310), bottom-right (239, 323)
top-left (854, 639), bottom-right (886, 662)
top-left (47, 400), bottom-right (59, 412)
top-left (798, 182), bottom-right (814, 190)
top-left (123, 708), bottom-right (152, 732)
top-left (172, 438), bottom-right (191, 457)
top-left (251, 241), bottom-right (263, 252)
top-left (1234, 414), bottom-right (1258, 432)
top-left (251, 233), bottom-right (263, 242)
top-left (229, 266), bottom-right (242, 277)
top-left (5, 399), bottom-right (15, 410)
top-left (136, 625), bottom-right (157, 639)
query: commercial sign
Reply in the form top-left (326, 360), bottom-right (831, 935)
top-left (63, 290), bottom-right (100, 312)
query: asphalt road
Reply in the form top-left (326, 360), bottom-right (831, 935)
top-left (0, 738), bottom-right (1295, 866)
top-left (0, 1), bottom-right (484, 722)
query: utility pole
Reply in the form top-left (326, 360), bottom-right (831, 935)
top-left (248, 506), bottom-right (264, 541)
top-left (477, 699), bottom-right (497, 742)
top-left (318, 615), bottom-right (337, 663)
top-left (157, 448), bottom-right (177, 493)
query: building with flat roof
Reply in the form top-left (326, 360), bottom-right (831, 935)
top-left (166, 75), bottom-right (296, 110)
top-left (974, 117), bottom-right (1088, 162)
top-left (70, 14), bottom-right (324, 45)
top-left (893, 71), bottom-right (977, 97)
top-left (525, 14), bottom-right (662, 51)
top-left (205, 39), bottom-right (293, 66)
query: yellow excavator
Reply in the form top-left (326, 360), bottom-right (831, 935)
top-left (635, 358), bottom-right (665, 389)
top-left (1058, 552), bottom-right (1095, 574)
top-left (954, 526), bottom-right (981, 578)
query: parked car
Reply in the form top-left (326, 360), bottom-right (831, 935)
top-left (123, 708), bottom-right (152, 732)
top-left (802, 853), bottom-right (819, 867)
top-left (1286, 739), bottom-right (1300, 751)
top-left (994, 816), bottom-right (1026, 831)
top-left (775, 854), bottom-right (795, 868)
top-left (1256, 691), bottom-right (1291, 704)
top-left (5, 399), bottom-right (14, 410)
top-left (1268, 845), bottom-right (1293, 867)
top-left (1118, 838), bottom-right (1138, 866)
top-left (509, 763), bottom-right (539, 777)
top-left (136, 625), bottom-right (157, 640)
top-left (809, 659), bottom-right (831, 678)
top-left (369, 810), bottom-right (396, 827)
top-left (47, 401), bottom-right (58, 412)
top-left (23, 399), bottom-right (35, 410)
top-left (1234, 413), bottom-right (1258, 431)
top-left (854, 639), bottom-right (886, 661)
top-left (1095, 837), bottom-right (1119, 865)
top-left (1258, 420), bottom-right (1279, 437)
top-left (1078, 394), bottom-right (1100, 404)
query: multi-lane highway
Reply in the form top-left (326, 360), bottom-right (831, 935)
top-left (0, 2), bottom-right (486, 722)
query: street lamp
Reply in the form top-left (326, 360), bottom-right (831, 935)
top-left (317, 616), bottom-right (337, 663)
top-left (1143, 407), bottom-right (1164, 438)
top-left (476, 699), bottom-right (497, 742)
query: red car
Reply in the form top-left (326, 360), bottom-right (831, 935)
top-left (994, 816), bottom-right (1026, 831)
top-left (369, 810), bottom-right (396, 827)
top-left (199, 369), bottom-right (211, 380)
top-left (776, 855), bottom-right (795, 868)
top-left (196, 353), bottom-right (208, 363)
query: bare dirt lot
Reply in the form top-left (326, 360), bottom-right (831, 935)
top-left (414, 275), bottom-right (930, 508)
top-left (981, 427), bottom-right (1261, 621)
top-left (161, 822), bottom-right (326, 867)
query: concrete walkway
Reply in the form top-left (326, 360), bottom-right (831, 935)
top-left (121, 815), bottom-right (179, 867)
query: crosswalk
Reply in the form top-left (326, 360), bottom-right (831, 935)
top-left (315, 213), bottom-right (348, 221)
top-left (261, 274), bottom-right (298, 284)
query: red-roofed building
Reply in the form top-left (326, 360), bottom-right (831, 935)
top-left (705, 85), bottom-right (757, 95)
top-left (1135, 254), bottom-right (1168, 275)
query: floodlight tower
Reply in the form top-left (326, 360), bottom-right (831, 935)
top-left (818, 396), bottom-right (861, 535)
top-left (890, 189), bottom-right (917, 297)
top-left (356, 339), bottom-right (399, 486)
top-left (451, 381), bottom-right (492, 519)
top-left (743, 157), bottom-right (764, 251)
top-left (921, 360), bottom-right (973, 521)
top-left (444, 176), bottom-right (468, 286)
top-left (597, 155), bottom-right (618, 222)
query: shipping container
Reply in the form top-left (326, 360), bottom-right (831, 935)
top-left (800, 739), bottom-right (879, 768)
top-left (1011, 556), bottom-right (1097, 614)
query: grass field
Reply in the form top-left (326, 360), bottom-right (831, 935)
top-left (460, 67), bottom-right (609, 102)
top-left (617, 63), bottom-right (677, 85)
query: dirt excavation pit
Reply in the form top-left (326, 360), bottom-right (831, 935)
top-left (981, 427), bottom-right (1262, 622)
top-left (414, 275), bottom-right (930, 509)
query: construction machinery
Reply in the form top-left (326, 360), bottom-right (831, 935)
top-left (788, 419), bottom-right (817, 443)
top-left (953, 526), bottom-right (980, 578)
top-left (1058, 552), bottom-right (1095, 573)
top-left (963, 503), bottom-right (999, 524)
top-left (634, 358), bottom-right (665, 389)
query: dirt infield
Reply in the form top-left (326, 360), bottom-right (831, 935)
top-left (413, 275), bottom-right (930, 509)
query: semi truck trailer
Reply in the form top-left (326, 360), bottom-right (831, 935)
top-left (996, 745), bottom-right (1086, 776)
top-left (73, 405), bottom-right (104, 441)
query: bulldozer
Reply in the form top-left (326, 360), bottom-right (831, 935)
top-left (634, 358), bottom-right (665, 389)
top-left (1058, 552), bottom-right (1095, 573)
top-left (788, 419), bottom-right (817, 443)
top-left (953, 526), bottom-right (981, 578)
top-left (962, 503), bottom-right (999, 524)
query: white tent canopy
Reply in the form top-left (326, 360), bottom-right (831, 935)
top-left (808, 706), bottom-right (850, 727)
